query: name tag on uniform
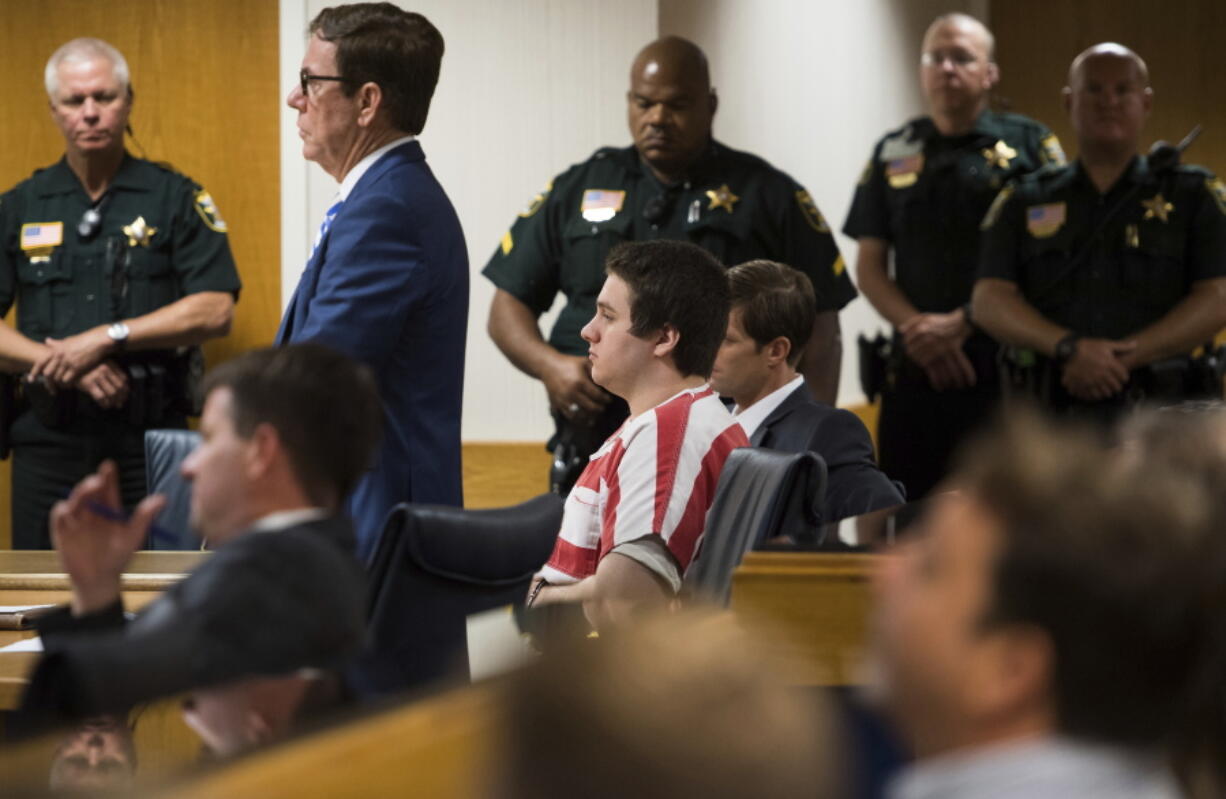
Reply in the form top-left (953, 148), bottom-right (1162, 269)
top-left (580, 189), bottom-right (625, 223)
top-left (20, 222), bottom-right (63, 252)
top-left (1026, 203), bottom-right (1066, 238)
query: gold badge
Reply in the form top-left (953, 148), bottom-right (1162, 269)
top-left (795, 190), bottom-right (829, 233)
top-left (1205, 177), bottom-right (1226, 217)
top-left (706, 184), bottom-right (739, 213)
top-left (1040, 133), bottom-right (1066, 166)
top-left (1026, 202), bottom-right (1066, 238)
top-left (980, 185), bottom-right (1014, 231)
top-left (193, 190), bottom-right (228, 233)
top-left (1141, 193), bottom-right (1174, 223)
top-left (500, 230), bottom-right (514, 256)
top-left (831, 254), bottom-right (846, 276)
top-left (518, 180), bottom-right (552, 218)
top-left (983, 140), bottom-right (1018, 170)
top-left (1124, 224), bottom-right (1140, 248)
top-left (122, 216), bottom-right (158, 247)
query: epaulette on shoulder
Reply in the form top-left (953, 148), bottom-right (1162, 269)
top-left (992, 111), bottom-right (1046, 132)
top-left (1171, 162), bottom-right (1216, 181)
top-left (882, 116), bottom-right (928, 142)
top-left (1028, 162), bottom-right (1067, 183)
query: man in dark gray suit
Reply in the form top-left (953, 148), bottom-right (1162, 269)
top-left (711, 260), bottom-right (903, 522)
top-left (17, 344), bottom-right (382, 756)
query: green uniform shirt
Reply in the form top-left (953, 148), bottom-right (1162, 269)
top-left (979, 156), bottom-right (1226, 341)
top-left (843, 110), bottom-right (1063, 314)
top-left (0, 153), bottom-right (241, 342)
top-left (483, 141), bottom-right (856, 356)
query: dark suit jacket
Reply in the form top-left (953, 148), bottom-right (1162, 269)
top-left (17, 516), bottom-right (366, 732)
top-left (751, 386), bottom-right (904, 523)
top-left (277, 141), bottom-right (469, 559)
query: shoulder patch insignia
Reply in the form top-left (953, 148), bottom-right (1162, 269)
top-left (1026, 202), bottom-right (1066, 238)
top-left (980, 185), bottom-right (1015, 231)
top-left (1039, 133), bottom-right (1066, 166)
top-left (500, 230), bottom-right (514, 255)
top-left (518, 180), bottom-right (552, 218)
top-left (796, 190), bottom-right (829, 233)
top-left (1207, 176), bottom-right (1226, 217)
top-left (193, 190), bottom-right (228, 233)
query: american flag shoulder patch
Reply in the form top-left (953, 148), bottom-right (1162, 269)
top-left (1026, 202), bottom-right (1066, 238)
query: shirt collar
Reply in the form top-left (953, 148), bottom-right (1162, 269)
top-left (248, 507), bottom-right (329, 534)
top-left (1070, 154), bottom-right (1151, 192)
top-left (732, 374), bottom-right (805, 439)
top-left (38, 151), bottom-right (146, 197)
top-left (337, 134), bottom-right (416, 201)
top-left (888, 736), bottom-right (1178, 799)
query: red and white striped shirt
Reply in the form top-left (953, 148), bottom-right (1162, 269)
top-left (540, 385), bottom-right (748, 589)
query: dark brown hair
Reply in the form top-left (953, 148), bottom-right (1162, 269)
top-left (203, 344), bottom-right (383, 508)
top-left (955, 409), bottom-right (1222, 750)
top-left (310, 3), bottom-right (444, 135)
top-left (604, 240), bottom-right (729, 377)
top-left (727, 259), bottom-right (816, 368)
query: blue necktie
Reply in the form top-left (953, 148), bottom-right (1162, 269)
top-left (311, 197), bottom-right (343, 258)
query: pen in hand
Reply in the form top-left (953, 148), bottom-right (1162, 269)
top-left (84, 499), bottom-right (176, 548)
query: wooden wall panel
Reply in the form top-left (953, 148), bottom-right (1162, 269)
top-left (0, 0), bottom-right (281, 547)
top-left (990, 0), bottom-right (1226, 177)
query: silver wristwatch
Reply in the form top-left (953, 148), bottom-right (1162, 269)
top-left (107, 321), bottom-right (130, 350)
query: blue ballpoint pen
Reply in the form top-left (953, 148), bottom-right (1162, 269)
top-left (84, 500), bottom-right (177, 547)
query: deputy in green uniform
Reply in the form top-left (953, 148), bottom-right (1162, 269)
top-left (975, 43), bottom-right (1226, 423)
top-left (483, 36), bottom-right (856, 493)
top-left (843, 13), bottom-right (1063, 500)
top-left (0, 38), bottom-right (240, 548)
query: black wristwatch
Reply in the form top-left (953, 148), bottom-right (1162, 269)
top-left (1054, 333), bottom-right (1080, 365)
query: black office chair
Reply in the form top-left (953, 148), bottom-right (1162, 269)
top-left (684, 447), bottom-right (827, 606)
top-left (143, 429), bottom-right (202, 550)
top-left (345, 494), bottom-right (563, 699)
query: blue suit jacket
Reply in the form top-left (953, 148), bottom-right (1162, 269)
top-left (751, 386), bottom-right (905, 523)
top-left (277, 141), bottom-right (469, 559)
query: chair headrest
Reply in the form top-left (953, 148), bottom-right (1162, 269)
top-left (383, 494), bottom-right (563, 586)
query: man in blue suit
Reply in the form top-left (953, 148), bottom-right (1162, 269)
top-left (711, 260), bottom-right (904, 523)
top-left (278, 4), bottom-right (468, 559)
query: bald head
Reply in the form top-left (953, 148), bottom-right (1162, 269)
top-left (1068, 42), bottom-right (1150, 89)
top-left (626, 36), bottom-right (717, 183)
top-left (922, 13), bottom-right (995, 61)
top-left (630, 36), bottom-right (710, 91)
top-left (919, 13), bottom-right (997, 127)
top-left (1063, 42), bottom-right (1152, 154)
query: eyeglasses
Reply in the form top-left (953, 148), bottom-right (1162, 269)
top-left (299, 68), bottom-right (352, 96)
top-left (921, 50), bottom-right (982, 69)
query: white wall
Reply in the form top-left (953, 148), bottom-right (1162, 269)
top-left (280, 0), bottom-right (990, 439)
top-left (280, 0), bottom-right (656, 442)
top-left (660, 0), bottom-right (988, 406)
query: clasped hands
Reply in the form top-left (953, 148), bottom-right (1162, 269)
top-left (27, 327), bottom-right (129, 409)
top-left (900, 310), bottom-right (976, 391)
top-left (1059, 338), bottom-right (1138, 402)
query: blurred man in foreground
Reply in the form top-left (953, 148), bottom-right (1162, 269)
top-left (870, 412), bottom-right (1222, 797)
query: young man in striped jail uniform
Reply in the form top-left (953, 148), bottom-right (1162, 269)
top-left (527, 240), bottom-right (748, 631)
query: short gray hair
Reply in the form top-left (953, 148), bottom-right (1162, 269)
top-left (44, 38), bottom-right (130, 100)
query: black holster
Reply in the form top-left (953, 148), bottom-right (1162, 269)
top-left (857, 332), bottom-right (892, 402)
